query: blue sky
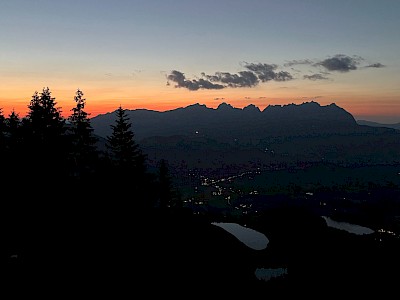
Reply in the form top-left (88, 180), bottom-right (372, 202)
top-left (1, 0), bottom-right (399, 122)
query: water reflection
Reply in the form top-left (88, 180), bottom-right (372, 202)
top-left (322, 216), bottom-right (374, 235)
top-left (212, 222), bottom-right (269, 250)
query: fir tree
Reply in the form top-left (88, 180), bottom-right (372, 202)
top-left (23, 87), bottom-right (69, 183)
top-left (106, 105), bottom-right (149, 208)
top-left (106, 105), bottom-right (145, 174)
top-left (5, 109), bottom-right (21, 152)
top-left (68, 89), bottom-right (98, 178)
top-left (2, 110), bottom-right (23, 192)
top-left (26, 87), bottom-right (66, 143)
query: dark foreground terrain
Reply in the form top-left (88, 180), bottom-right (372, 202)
top-left (3, 199), bottom-right (400, 297)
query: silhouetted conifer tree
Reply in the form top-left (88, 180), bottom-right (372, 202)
top-left (1, 109), bottom-right (21, 185)
top-left (2, 110), bottom-right (23, 213)
top-left (68, 89), bottom-right (98, 179)
top-left (106, 105), bottom-right (149, 206)
top-left (106, 106), bottom-right (146, 174)
top-left (3, 110), bottom-right (22, 175)
top-left (6, 110), bottom-right (21, 151)
top-left (23, 87), bottom-right (69, 185)
top-left (26, 87), bottom-right (65, 142)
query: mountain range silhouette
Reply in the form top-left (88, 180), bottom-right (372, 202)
top-left (90, 101), bottom-right (400, 170)
top-left (91, 101), bottom-right (357, 142)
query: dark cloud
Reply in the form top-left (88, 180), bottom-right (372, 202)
top-left (303, 74), bottom-right (329, 81)
top-left (365, 63), bottom-right (385, 68)
top-left (283, 59), bottom-right (314, 67)
top-left (167, 70), bottom-right (224, 90)
top-left (167, 54), bottom-right (383, 91)
top-left (243, 63), bottom-right (293, 82)
top-left (284, 54), bottom-right (383, 72)
top-left (167, 62), bottom-right (295, 91)
top-left (195, 78), bottom-right (225, 90)
top-left (275, 71), bottom-right (293, 81)
top-left (205, 71), bottom-right (259, 88)
top-left (317, 54), bottom-right (361, 72)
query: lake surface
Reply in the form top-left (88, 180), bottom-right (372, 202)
top-left (211, 222), bottom-right (269, 250)
top-left (322, 216), bottom-right (374, 235)
top-left (212, 217), bottom-right (373, 251)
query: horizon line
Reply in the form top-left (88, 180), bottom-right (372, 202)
top-left (93, 100), bottom-right (337, 115)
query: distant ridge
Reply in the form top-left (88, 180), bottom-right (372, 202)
top-left (91, 101), bottom-right (357, 141)
top-left (356, 120), bottom-right (400, 130)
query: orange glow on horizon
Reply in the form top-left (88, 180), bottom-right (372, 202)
top-left (1, 86), bottom-right (399, 123)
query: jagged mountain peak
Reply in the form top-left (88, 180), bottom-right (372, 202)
top-left (217, 102), bottom-right (235, 110)
top-left (263, 101), bottom-right (320, 111)
top-left (185, 103), bottom-right (208, 109)
top-left (243, 104), bottom-right (261, 113)
top-left (217, 102), bottom-right (243, 114)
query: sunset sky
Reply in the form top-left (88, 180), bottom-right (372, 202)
top-left (1, 0), bottom-right (399, 122)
